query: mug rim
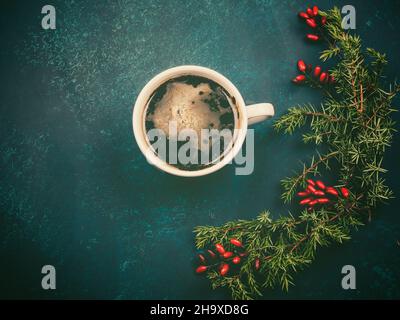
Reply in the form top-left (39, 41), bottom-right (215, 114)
top-left (132, 65), bottom-right (248, 177)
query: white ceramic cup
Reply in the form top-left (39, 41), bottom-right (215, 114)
top-left (132, 65), bottom-right (274, 177)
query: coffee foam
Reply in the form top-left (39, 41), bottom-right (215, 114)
top-left (147, 81), bottom-right (231, 140)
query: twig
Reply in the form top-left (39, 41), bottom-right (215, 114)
top-left (359, 84), bottom-right (364, 113)
top-left (286, 150), bottom-right (340, 198)
top-left (304, 112), bottom-right (341, 122)
top-left (289, 199), bottom-right (362, 254)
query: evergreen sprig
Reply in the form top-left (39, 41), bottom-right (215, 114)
top-left (193, 7), bottom-right (398, 299)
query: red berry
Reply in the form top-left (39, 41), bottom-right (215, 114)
top-left (326, 187), bottom-right (339, 196)
top-left (300, 198), bottom-right (312, 205)
top-left (298, 12), bottom-right (309, 19)
top-left (215, 244), bottom-right (225, 255)
top-left (220, 263), bottom-right (230, 276)
top-left (321, 16), bottom-right (327, 25)
top-left (239, 252), bottom-right (248, 257)
top-left (316, 180), bottom-right (326, 189)
top-left (319, 72), bottom-right (328, 83)
top-left (314, 66), bottom-right (321, 77)
top-left (306, 34), bottom-right (319, 41)
top-left (255, 259), bottom-right (260, 270)
top-left (230, 239), bottom-right (243, 247)
top-left (329, 75), bottom-right (335, 84)
top-left (307, 179), bottom-right (315, 186)
top-left (312, 6), bottom-right (319, 16)
top-left (341, 187), bottom-right (350, 198)
top-left (314, 190), bottom-right (325, 196)
top-left (309, 199), bottom-right (318, 206)
top-left (306, 18), bottom-right (317, 28)
top-left (292, 75), bottom-right (306, 83)
top-left (198, 254), bottom-right (206, 263)
top-left (297, 59), bottom-right (306, 72)
top-left (223, 251), bottom-right (233, 259)
top-left (306, 8), bottom-right (314, 17)
top-left (207, 250), bottom-right (216, 258)
top-left (232, 256), bottom-right (241, 264)
top-left (297, 191), bottom-right (309, 197)
top-left (317, 198), bottom-right (330, 204)
top-left (307, 184), bottom-right (317, 193)
top-left (196, 266), bottom-right (207, 273)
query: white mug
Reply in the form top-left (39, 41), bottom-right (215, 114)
top-left (132, 65), bottom-right (274, 177)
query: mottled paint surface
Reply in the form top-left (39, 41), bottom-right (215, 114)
top-left (0, 0), bottom-right (399, 299)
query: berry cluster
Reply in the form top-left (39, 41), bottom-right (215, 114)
top-left (292, 59), bottom-right (334, 85)
top-left (298, 178), bottom-right (350, 210)
top-left (298, 5), bottom-right (326, 42)
top-left (195, 239), bottom-right (260, 276)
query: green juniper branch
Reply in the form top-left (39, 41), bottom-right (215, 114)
top-left (193, 7), bottom-right (397, 299)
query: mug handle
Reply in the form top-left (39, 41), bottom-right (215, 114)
top-left (246, 103), bottom-right (275, 125)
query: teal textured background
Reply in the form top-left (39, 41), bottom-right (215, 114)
top-left (0, 0), bottom-right (399, 299)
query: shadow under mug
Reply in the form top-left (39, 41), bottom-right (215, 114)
top-left (132, 65), bottom-right (274, 177)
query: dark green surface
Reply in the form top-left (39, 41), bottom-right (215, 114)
top-left (0, 0), bottom-right (399, 299)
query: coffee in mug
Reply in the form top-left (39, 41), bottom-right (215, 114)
top-left (144, 75), bottom-right (238, 170)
